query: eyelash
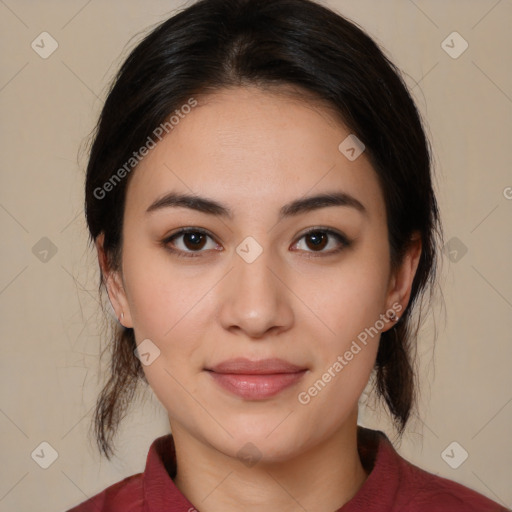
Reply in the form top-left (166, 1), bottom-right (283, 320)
top-left (161, 227), bottom-right (351, 259)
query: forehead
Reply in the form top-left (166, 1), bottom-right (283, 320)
top-left (125, 86), bottom-right (385, 222)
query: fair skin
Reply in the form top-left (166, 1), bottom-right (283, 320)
top-left (97, 86), bottom-right (422, 512)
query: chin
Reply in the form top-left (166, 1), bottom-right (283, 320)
top-left (221, 423), bottom-right (311, 465)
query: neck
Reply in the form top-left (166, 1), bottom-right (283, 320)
top-left (171, 413), bottom-right (368, 512)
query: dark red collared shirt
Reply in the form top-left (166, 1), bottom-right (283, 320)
top-left (66, 426), bottom-right (509, 511)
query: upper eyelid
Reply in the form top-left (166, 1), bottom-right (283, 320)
top-left (164, 226), bottom-right (349, 251)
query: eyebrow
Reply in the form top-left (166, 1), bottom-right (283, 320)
top-left (145, 191), bottom-right (367, 220)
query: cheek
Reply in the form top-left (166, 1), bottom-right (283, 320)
top-left (296, 245), bottom-right (390, 345)
top-left (122, 246), bottom-right (215, 387)
top-left (297, 272), bottom-right (384, 416)
top-left (122, 244), bottom-right (208, 338)
top-left (292, 236), bottom-right (390, 408)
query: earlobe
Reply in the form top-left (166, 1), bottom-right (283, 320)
top-left (384, 233), bottom-right (422, 326)
top-left (105, 272), bottom-right (130, 323)
top-left (95, 233), bottom-right (133, 328)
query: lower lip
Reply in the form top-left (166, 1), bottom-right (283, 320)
top-left (207, 371), bottom-right (306, 400)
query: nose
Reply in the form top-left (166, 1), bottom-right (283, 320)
top-left (217, 245), bottom-right (295, 339)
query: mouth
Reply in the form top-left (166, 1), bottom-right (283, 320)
top-left (205, 357), bottom-right (308, 400)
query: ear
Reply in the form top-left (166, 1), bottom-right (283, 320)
top-left (95, 233), bottom-right (133, 328)
top-left (382, 232), bottom-right (422, 332)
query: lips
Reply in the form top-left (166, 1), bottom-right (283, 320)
top-left (207, 357), bottom-right (306, 374)
top-left (205, 357), bottom-right (307, 400)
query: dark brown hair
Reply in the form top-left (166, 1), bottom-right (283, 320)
top-left (85, 0), bottom-right (443, 459)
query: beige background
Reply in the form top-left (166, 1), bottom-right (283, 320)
top-left (0, 0), bottom-right (511, 510)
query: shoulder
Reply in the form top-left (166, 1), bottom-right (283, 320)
top-left (392, 450), bottom-right (509, 511)
top-left (353, 427), bottom-right (509, 512)
top-left (64, 432), bottom-right (182, 512)
top-left (65, 472), bottom-right (144, 512)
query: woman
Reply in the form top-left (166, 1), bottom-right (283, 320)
top-left (68, 0), bottom-right (509, 510)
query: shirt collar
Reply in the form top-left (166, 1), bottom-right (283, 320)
top-left (338, 426), bottom-right (400, 511)
top-left (143, 433), bottom-right (196, 511)
top-left (142, 426), bottom-right (399, 511)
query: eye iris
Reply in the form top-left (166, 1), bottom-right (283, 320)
top-left (176, 230), bottom-right (336, 253)
top-left (306, 231), bottom-right (328, 251)
top-left (184, 232), bottom-right (206, 250)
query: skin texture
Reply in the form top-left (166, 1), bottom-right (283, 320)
top-left (96, 86), bottom-right (422, 512)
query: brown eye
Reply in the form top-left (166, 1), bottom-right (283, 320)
top-left (293, 228), bottom-right (350, 255)
top-left (181, 232), bottom-right (208, 250)
top-left (163, 228), bottom-right (218, 257)
top-left (305, 231), bottom-right (329, 251)
top-left (163, 227), bottom-right (350, 259)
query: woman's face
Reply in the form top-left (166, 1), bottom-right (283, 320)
top-left (103, 86), bottom-right (419, 462)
